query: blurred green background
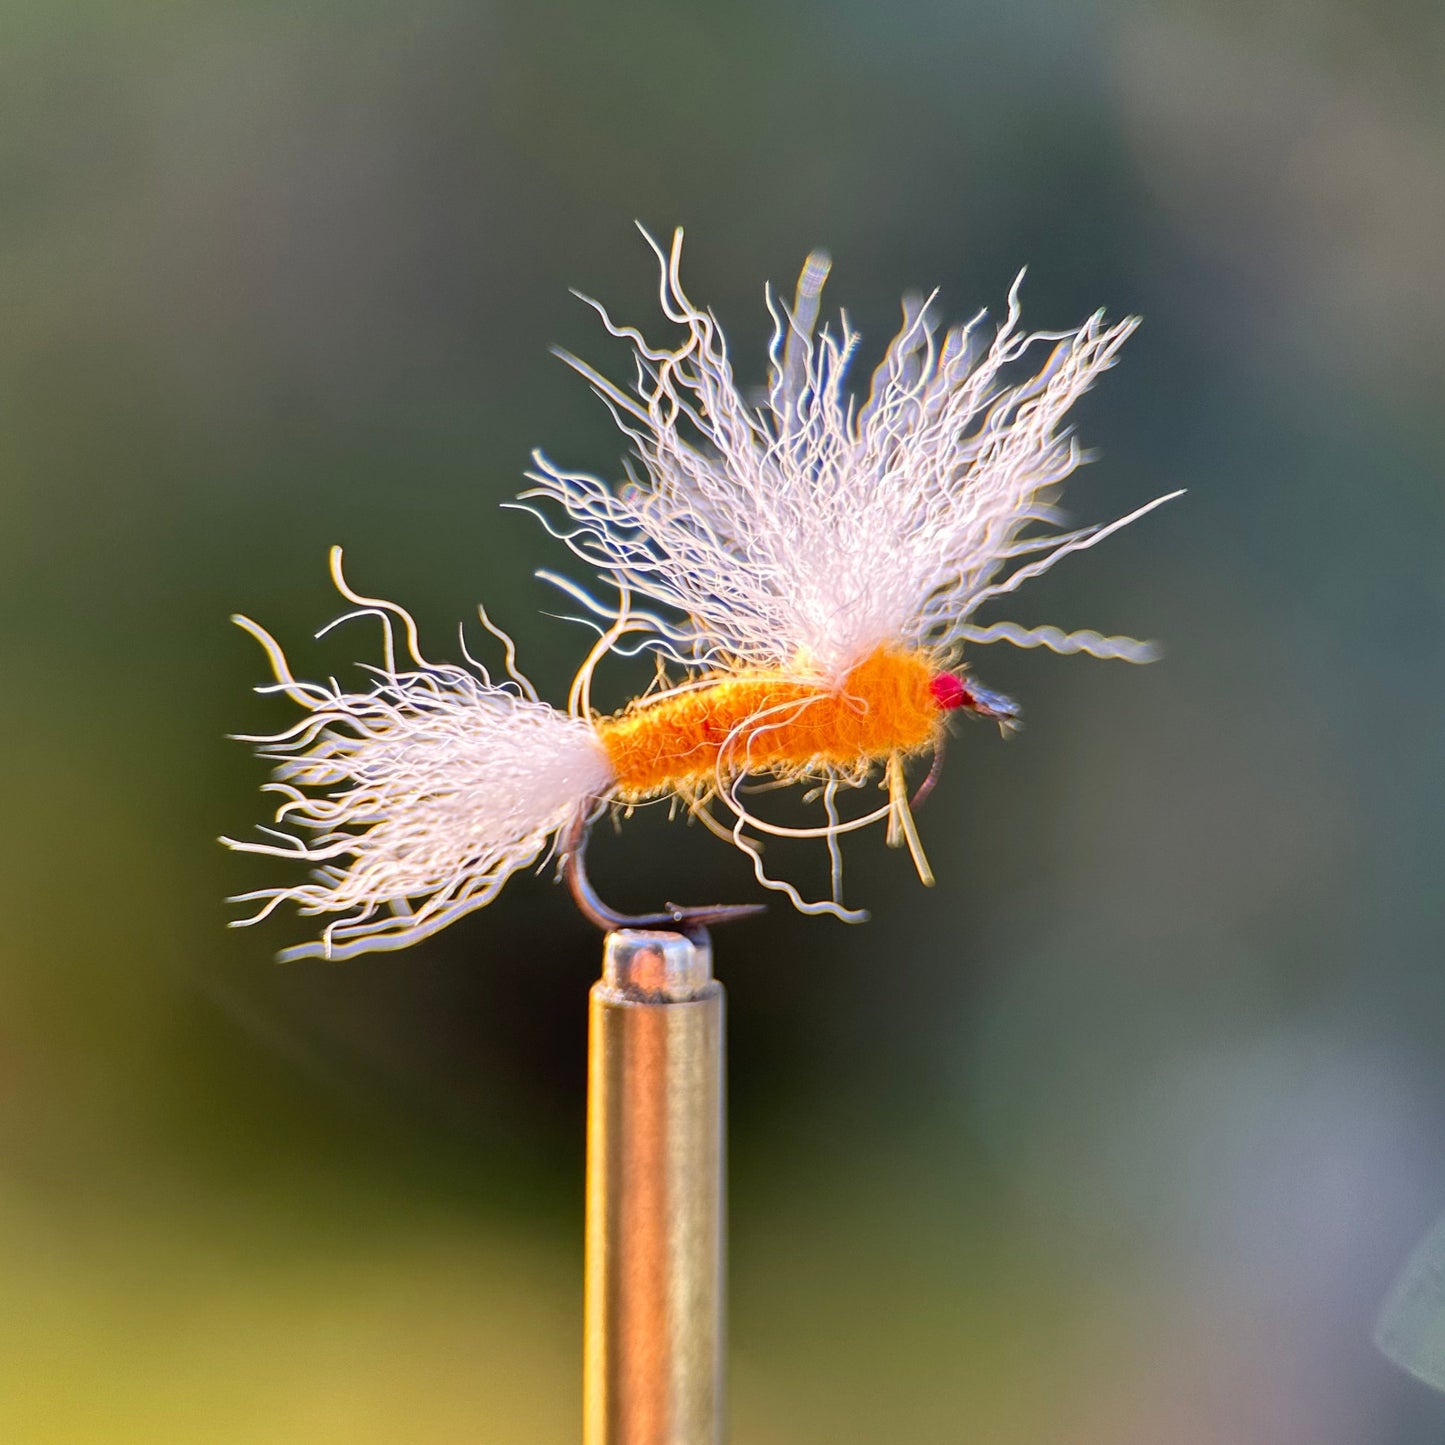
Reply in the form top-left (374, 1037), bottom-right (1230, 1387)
top-left (3, 0), bottom-right (1443, 1439)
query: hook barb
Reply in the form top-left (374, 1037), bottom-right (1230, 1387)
top-left (560, 813), bottom-right (767, 934)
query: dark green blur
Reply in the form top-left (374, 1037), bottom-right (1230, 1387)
top-left (2, 0), bottom-right (1442, 1439)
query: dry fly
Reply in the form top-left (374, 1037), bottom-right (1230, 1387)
top-left (224, 229), bottom-right (1179, 959)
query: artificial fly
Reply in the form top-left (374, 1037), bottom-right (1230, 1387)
top-left (224, 229), bottom-right (1179, 960)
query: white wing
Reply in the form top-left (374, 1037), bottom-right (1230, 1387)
top-left (523, 228), bottom-right (1176, 683)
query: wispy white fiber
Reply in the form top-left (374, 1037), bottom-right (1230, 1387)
top-left (226, 235), bottom-right (1177, 954)
top-left (223, 549), bottom-right (614, 961)
top-left (524, 227), bottom-right (1177, 681)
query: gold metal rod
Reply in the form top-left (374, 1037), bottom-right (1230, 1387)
top-left (584, 929), bottom-right (726, 1445)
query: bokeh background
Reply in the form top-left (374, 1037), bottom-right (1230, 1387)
top-left (3, 0), bottom-right (1443, 1439)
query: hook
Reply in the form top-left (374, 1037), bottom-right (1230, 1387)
top-left (560, 813), bottom-right (767, 935)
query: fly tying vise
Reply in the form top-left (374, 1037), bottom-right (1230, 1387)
top-left (224, 230), bottom-right (1179, 960)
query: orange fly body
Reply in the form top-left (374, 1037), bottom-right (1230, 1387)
top-left (595, 648), bottom-right (943, 801)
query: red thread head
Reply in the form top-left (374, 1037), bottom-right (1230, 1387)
top-left (929, 671), bottom-right (972, 711)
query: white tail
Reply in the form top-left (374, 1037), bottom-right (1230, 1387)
top-left (222, 551), bottom-right (614, 961)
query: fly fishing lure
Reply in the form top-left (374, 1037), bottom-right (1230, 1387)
top-left (225, 230), bottom-right (1178, 960)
